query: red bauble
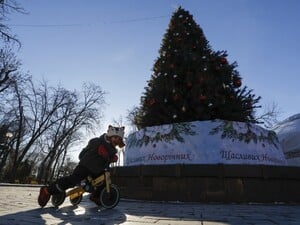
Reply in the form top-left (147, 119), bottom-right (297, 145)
top-left (173, 94), bottom-right (179, 101)
top-left (220, 57), bottom-right (228, 64)
top-left (234, 79), bottom-right (242, 88)
top-left (199, 95), bottom-right (207, 101)
top-left (246, 102), bottom-right (252, 109)
top-left (198, 77), bottom-right (205, 84)
top-left (187, 82), bottom-right (193, 88)
top-left (149, 98), bottom-right (156, 105)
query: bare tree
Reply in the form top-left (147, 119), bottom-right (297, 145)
top-left (126, 106), bottom-right (141, 131)
top-left (0, 46), bottom-right (20, 93)
top-left (0, 76), bottom-right (106, 182)
top-left (0, 0), bottom-right (26, 46)
top-left (0, 0), bottom-right (26, 96)
top-left (3, 78), bottom-right (74, 182)
top-left (0, 73), bottom-right (27, 176)
top-left (37, 83), bottom-right (106, 183)
top-left (256, 102), bottom-right (282, 129)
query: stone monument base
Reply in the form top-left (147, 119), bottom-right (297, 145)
top-left (111, 164), bottom-right (300, 203)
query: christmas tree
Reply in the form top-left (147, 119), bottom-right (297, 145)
top-left (134, 7), bottom-right (261, 128)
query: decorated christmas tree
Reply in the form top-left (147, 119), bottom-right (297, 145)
top-left (134, 7), bottom-right (261, 128)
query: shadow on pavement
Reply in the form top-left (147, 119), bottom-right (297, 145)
top-left (0, 199), bottom-right (126, 225)
top-left (119, 200), bottom-right (207, 222)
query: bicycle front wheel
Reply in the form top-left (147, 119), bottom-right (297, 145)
top-left (99, 184), bottom-right (120, 209)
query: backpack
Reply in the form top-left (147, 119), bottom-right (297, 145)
top-left (78, 137), bottom-right (101, 160)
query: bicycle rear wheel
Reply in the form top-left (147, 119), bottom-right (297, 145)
top-left (51, 192), bottom-right (66, 207)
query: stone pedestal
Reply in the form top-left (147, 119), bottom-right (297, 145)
top-left (111, 164), bottom-right (300, 203)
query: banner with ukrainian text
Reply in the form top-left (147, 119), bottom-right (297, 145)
top-left (125, 120), bottom-right (287, 166)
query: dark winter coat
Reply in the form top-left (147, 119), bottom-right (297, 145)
top-left (78, 134), bottom-right (117, 175)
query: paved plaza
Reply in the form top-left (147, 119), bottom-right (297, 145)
top-left (1, 185), bottom-right (300, 224)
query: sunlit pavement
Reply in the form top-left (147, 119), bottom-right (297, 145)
top-left (1, 185), bottom-right (300, 225)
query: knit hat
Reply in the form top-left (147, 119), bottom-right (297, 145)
top-left (106, 125), bottom-right (125, 139)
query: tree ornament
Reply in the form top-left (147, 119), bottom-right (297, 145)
top-left (198, 77), bottom-right (205, 84)
top-left (220, 57), bottom-right (228, 64)
top-left (246, 102), bottom-right (252, 109)
top-left (234, 79), bottom-right (242, 88)
top-left (173, 94), bottom-right (179, 101)
top-left (199, 95), bottom-right (207, 101)
top-left (149, 98), bottom-right (156, 105)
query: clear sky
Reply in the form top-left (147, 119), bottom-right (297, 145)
top-left (7, 0), bottom-right (300, 137)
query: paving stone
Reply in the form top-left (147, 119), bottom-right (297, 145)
top-left (1, 186), bottom-right (300, 224)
